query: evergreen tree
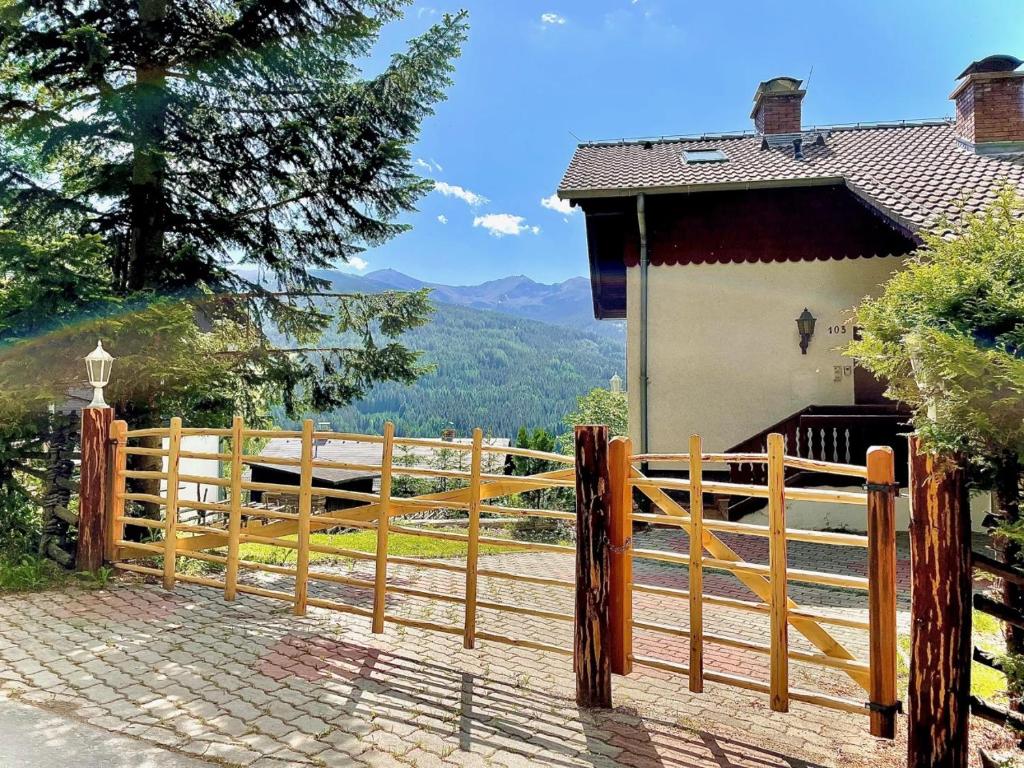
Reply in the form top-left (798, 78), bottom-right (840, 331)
top-left (0, 1), bottom-right (467, 412)
top-left (0, 1), bottom-right (467, 538)
top-left (848, 188), bottom-right (1024, 711)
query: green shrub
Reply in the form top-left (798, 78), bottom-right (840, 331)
top-left (0, 490), bottom-right (41, 559)
top-left (0, 554), bottom-right (63, 592)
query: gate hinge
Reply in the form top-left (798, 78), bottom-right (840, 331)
top-left (608, 537), bottom-right (632, 554)
top-left (866, 700), bottom-right (903, 715)
top-left (864, 482), bottom-right (901, 493)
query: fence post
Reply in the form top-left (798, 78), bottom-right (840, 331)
top-left (463, 427), bottom-right (483, 649)
top-left (608, 436), bottom-right (633, 676)
top-left (372, 421), bottom-right (395, 633)
top-left (907, 436), bottom-right (971, 768)
top-left (767, 432), bottom-right (789, 713)
top-left (162, 417), bottom-right (182, 590)
top-left (106, 420), bottom-right (128, 562)
top-left (294, 419), bottom-right (314, 615)
top-left (78, 405), bottom-right (114, 572)
top-left (866, 445), bottom-right (898, 740)
top-left (224, 415), bottom-right (244, 601)
top-left (688, 434), bottom-right (705, 693)
top-left (574, 425), bottom-right (612, 708)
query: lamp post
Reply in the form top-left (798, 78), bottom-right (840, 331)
top-left (796, 308), bottom-right (816, 355)
top-left (84, 340), bottom-right (114, 408)
top-left (78, 341), bottom-right (115, 572)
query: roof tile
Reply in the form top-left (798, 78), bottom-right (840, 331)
top-left (559, 122), bottom-right (1024, 231)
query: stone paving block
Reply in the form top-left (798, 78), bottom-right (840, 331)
top-left (203, 741), bottom-right (263, 765)
top-left (209, 713), bottom-right (251, 737)
top-left (0, 551), bottom-right (915, 768)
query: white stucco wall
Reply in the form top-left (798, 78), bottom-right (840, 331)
top-left (626, 256), bottom-right (905, 453)
top-left (744, 487), bottom-right (992, 534)
top-left (160, 435), bottom-right (222, 503)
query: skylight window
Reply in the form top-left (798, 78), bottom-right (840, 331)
top-left (682, 149), bottom-right (728, 164)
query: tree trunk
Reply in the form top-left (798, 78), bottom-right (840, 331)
top-left (992, 453), bottom-right (1023, 711)
top-left (125, 0), bottom-right (169, 291)
top-left (907, 437), bottom-right (972, 768)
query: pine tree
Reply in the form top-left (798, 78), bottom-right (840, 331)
top-left (0, 1), bottom-right (468, 412)
top-left (0, 1), bottom-right (467, 536)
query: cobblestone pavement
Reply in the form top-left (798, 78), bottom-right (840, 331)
top-left (0, 533), bottom-right (913, 768)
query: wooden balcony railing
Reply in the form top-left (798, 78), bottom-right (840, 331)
top-left (726, 405), bottom-right (911, 496)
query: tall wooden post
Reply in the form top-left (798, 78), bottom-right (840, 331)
top-left (78, 406), bottom-right (114, 572)
top-left (463, 428), bottom-right (483, 649)
top-left (293, 419), bottom-right (314, 616)
top-left (574, 425), bottom-right (612, 708)
top-left (372, 421), bottom-right (395, 634)
top-left (867, 446), bottom-right (898, 739)
top-left (608, 436), bottom-right (633, 676)
top-left (224, 415), bottom-right (244, 601)
top-left (105, 420), bottom-right (129, 563)
top-left (687, 434), bottom-right (705, 693)
top-left (908, 436), bottom-right (971, 768)
top-left (162, 417), bottom-right (183, 590)
top-left (767, 432), bottom-right (789, 712)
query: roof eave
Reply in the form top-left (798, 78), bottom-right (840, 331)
top-left (558, 175), bottom-right (848, 201)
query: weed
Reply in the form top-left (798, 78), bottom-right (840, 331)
top-left (0, 555), bottom-right (63, 592)
top-left (74, 565), bottom-right (114, 590)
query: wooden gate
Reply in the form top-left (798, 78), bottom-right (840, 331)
top-left (100, 418), bottom-right (899, 737)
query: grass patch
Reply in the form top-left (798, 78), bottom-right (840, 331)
top-left (237, 528), bottom-right (533, 566)
top-left (0, 554), bottom-right (66, 593)
top-left (897, 609), bottom-right (1008, 703)
top-left (973, 608), bottom-right (1008, 703)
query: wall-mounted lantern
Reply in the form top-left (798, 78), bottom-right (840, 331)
top-left (796, 308), bottom-right (816, 355)
top-left (84, 340), bottom-right (114, 408)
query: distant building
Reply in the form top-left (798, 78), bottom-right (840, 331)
top-left (249, 434), bottom-right (512, 508)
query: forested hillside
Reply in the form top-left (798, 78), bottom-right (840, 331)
top-left (274, 302), bottom-right (625, 438)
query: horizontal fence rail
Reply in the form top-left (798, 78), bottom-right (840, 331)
top-left (103, 418), bottom-right (898, 738)
top-left (622, 433), bottom-right (899, 738)
top-left (108, 417), bottom-right (578, 659)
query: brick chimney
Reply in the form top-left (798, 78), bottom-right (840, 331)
top-left (951, 55), bottom-right (1024, 152)
top-left (751, 77), bottom-right (805, 135)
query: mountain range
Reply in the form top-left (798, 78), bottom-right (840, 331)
top-left (311, 268), bottom-right (622, 339)
top-left (254, 267), bottom-right (627, 437)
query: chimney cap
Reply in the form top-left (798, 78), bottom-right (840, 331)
top-left (956, 55), bottom-right (1023, 80)
top-left (750, 76), bottom-right (806, 119)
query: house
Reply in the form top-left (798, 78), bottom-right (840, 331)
top-left (557, 55), bottom-right (1024, 499)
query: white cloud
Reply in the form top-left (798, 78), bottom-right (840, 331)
top-left (437, 214), bottom-right (448, 224)
top-left (434, 181), bottom-right (488, 207)
top-left (415, 157), bottom-right (443, 173)
top-left (341, 256), bottom-right (369, 272)
top-left (540, 193), bottom-right (576, 215)
top-left (473, 214), bottom-right (541, 238)
top-left (541, 12), bottom-right (566, 24)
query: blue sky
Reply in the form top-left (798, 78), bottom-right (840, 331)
top-left (353, 0), bottom-right (1024, 285)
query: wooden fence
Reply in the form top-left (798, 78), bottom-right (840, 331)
top-left (97, 417), bottom-right (899, 738)
top-left (624, 434), bottom-right (898, 738)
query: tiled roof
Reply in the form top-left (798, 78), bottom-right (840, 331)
top-left (558, 121), bottom-right (1024, 234)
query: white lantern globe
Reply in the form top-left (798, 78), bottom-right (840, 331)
top-left (85, 341), bottom-right (114, 408)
